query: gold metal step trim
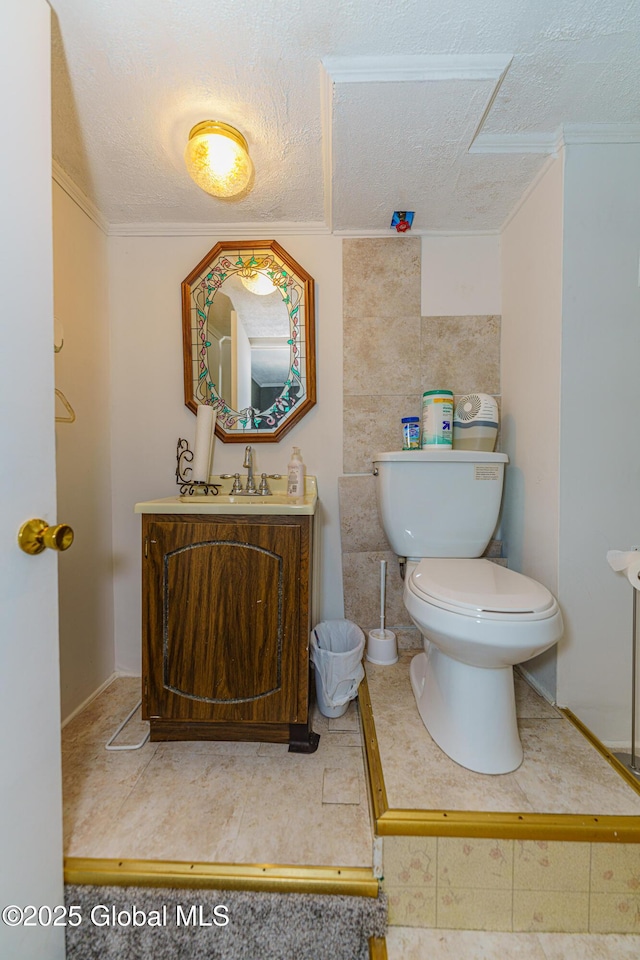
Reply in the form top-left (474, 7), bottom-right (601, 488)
top-left (64, 858), bottom-right (379, 898)
top-left (561, 707), bottom-right (640, 798)
top-left (359, 675), bottom-right (640, 843)
top-left (369, 935), bottom-right (388, 959)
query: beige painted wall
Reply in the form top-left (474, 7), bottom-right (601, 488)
top-left (108, 234), bottom-right (343, 674)
top-left (500, 157), bottom-right (564, 699)
top-left (53, 181), bottom-right (115, 721)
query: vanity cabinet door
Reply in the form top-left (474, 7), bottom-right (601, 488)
top-left (143, 515), bottom-right (308, 726)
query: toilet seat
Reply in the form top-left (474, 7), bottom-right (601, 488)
top-left (408, 558), bottom-right (557, 622)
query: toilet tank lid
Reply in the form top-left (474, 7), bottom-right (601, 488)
top-left (373, 450), bottom-right (508, 463)
top-left (410, 559), bottom-right (555, 615)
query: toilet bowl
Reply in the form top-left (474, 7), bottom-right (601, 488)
top-left (372, 450), bottom-right (564, 776)
top-left (404, 558), bottom-right (563, 774)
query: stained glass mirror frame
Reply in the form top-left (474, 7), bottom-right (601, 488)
top-left (181, 239), bottom-right (316, 442)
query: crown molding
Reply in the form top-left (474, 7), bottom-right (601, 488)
top-left (559, 123), bottom-right (640, 146)
top-left (470, 132), bottom-right (559, 155)
top-left (321, 54), bottom-right (513, 84)
top-left (334, 228), bottom-right (501, 238)
top-left (472, 123), bottom-right (640, 156)
top-left (51, 160), bottom-right (109, 234)
top-left (107, 220), bottom-right (331, 238)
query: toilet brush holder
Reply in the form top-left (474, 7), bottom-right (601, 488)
top-left (366, 559), bottom-right (398, 665)
top-left (366, 627), bottom-right (398, 665)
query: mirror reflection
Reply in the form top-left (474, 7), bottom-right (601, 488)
top-left (182, 241), bottom-right (316, 442)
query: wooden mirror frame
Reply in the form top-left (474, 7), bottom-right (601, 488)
top-left (182, 240), bottom-right (316, 443)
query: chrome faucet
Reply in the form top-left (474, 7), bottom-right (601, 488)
top-left (243, 445), bottom-right (257, 494)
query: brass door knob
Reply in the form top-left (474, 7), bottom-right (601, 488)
top-left (18, 518), bottom-right (74, 555)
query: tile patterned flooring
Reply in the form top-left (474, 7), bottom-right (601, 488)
top-left (62, 677), bottom-right (373, 866)
top-left (365, 651), bottom-right (640, 815)
top-left (62, 664), bottom-right (640, 954)
top-left (386, 927), bottom-right (640, 959)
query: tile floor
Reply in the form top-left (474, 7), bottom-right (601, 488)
top-left (386, 927), bottom-right (640, 959)
top-left (62, 677), bottom-right (373, 866)
top-left (365, 652), bottom-right (640, 814)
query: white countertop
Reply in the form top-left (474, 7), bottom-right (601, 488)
top-left (135, 475), bottom-right (318, 516)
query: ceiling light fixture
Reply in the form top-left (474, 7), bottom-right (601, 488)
top-left (184, 121), bottom-right (253, 199)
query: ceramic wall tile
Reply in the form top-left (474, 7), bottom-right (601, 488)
top-left (342, 550), bottom-right (407, 630)
top-left (420, 315), bottom-right (501, 396)
top-left (590, 843), bottom-right (640, 894)
top-left (438, 837), bottom-right (513, 890)
top-left (513, 890), bottom-right (589, 933)
top-left (385, 885), bottom-right (437, 927)
top-left (343, 394), bottom-right (420, 474)
top-left (343, 238), bottom-right (421, 319)
top-left (395, 626), bottom-right (422, 651)
top-left (344, 314), bottom-right (423, 397)
top-left (383, 836), bottom-right (437, 887)
top-left (589, 893), bottom-right (640, 934)
top-left (514, 840), bottom-right (591, 891)
top-left (436, 887), bottom-right (513, 931)
top-left (338, 475), bottom-right (389, 553)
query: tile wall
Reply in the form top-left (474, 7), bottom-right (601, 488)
top-left (340, 237), bottom-right (502, 638)
top-left (382, 836), bottom-right (640, 934)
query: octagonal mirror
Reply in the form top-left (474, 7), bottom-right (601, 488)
top-left (182, 240), bottom-right (316, 442)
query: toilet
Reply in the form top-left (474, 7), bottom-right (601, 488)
top-left (373, 450), bottom-right (563, 775)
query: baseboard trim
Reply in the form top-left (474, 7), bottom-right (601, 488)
top-left (359, 675), bottom-right (640, 842)
top-left (61, 673), bottom-right (119, 728)
top-left (64, 858), bottom-right (379, 898)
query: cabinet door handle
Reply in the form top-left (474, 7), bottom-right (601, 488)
top-left (144, 537), bottom-right (157, 558)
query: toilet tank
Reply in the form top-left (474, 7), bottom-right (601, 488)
top-left (373, 450), bottom-right (508, 559)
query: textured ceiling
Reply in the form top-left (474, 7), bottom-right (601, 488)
top-left (49, 0), bottom-right (640, 232)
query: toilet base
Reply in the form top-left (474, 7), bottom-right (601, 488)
top-left (409, 648), bottom-right (523, 774)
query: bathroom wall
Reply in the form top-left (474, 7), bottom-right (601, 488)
top-left (500, 156), bottom-right (564, 700)
top-left (108, 233), bottom-right (343, 674)
top-left (502, 143), bottom-right (640, 745)
top-left (557, 142), bottom-right (640, 744)
top-left (53, 182), bottom-right (115, 720)
top-left (339, 236), bottom-right (503, 637)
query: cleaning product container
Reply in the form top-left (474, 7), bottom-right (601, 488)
top-left (310, 620), bottom-right (365, 718)
top-left (422, 389), bottom-right (453, 448)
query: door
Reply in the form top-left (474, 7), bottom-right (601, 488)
top-left (144, 518), bottom-right (301, 723)
top-left (0, 3), bottom-right (65, 959)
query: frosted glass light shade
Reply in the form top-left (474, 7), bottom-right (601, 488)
top-left (184, 121), bottom-right (253, 199)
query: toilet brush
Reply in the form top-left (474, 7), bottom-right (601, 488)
top-left (366, 559), bottom-right (398, 665)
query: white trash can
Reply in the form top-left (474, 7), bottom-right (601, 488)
top-left (310, 620), bottom-right (365, 718)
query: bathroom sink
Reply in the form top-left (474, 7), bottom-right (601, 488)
top-left (135, 476), bottom-right (318, 516)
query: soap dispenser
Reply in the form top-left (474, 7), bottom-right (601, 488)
top-left (287, 446), bottom-right (305, 496)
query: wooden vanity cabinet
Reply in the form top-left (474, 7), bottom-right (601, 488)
top-left (141, 512), bottom-right (318, 752)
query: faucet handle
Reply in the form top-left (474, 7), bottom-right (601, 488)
top-left (258, 473), bottom-right (272, 496)
top-left (230, 473), bottom-right (243, 493)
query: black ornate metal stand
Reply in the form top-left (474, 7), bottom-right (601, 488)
top-left (176, 438), bottom-right (222, 496)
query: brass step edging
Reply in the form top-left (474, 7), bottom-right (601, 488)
top-left (369, 935), bottom-right (388, 959)
top-left (359, 674), bottom-right (640, 843)
top-left (64, 858), bottom-right (379, 898)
